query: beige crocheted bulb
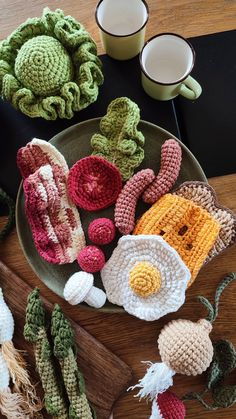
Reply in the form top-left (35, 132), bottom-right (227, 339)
top-left (158, 318), bottom-right (213, 376)
top-left (15, 35), bottom-right (73, 96)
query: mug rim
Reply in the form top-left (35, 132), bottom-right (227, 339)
top-left (140, 32), bottom-right (196, 86)
top-left (95, 0), bottom-right (149, 38)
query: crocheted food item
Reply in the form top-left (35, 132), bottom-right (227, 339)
top-left (77, 245), bottom-right (105, 273)
top-left (101, 235), bottom-right (190, 321)
top-left (88, 218), bottom-right (116, 245)
top-left (134, 194), bottom-right (220, 286)
top-left (115, 168), bottom-right (155, 235)
top-left (0, 8), bottom-right (103, 120)
top-left (151, 391), bottom-right (186, 419)
top-left (68, 156), bottom-right (122, 211)
top-left (24, 289), bottom-right (69, 418)
top-left (0, 289), bottom-right (42, 416)
top-left (64, 271), bottom-right (106, 308)
top-left (23, 164), bottom-right (85, 264)
top-left (91, 97), bottom-right (145, 180)
top-left (51, 305), bottom-right (94, 419)
top-left (174, 181), bottom-right (236, 262)
top-left (143, 139), bottom-right (182, 204)
top-left (17, 137), bottom-right (69, 179)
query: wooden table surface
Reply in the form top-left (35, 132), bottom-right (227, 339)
top-left (1, 1), bottom-right (236, 418)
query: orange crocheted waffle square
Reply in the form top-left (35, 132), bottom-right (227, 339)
top-left (134, 194), bottom-right (220, 286)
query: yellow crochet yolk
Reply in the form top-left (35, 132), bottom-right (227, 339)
top-left (129, 262), bottom-right (162, 298)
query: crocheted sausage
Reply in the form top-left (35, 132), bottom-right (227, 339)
top-left (142, 139), bottom-right (182, 204)
top-left (115, 169), bottom-right (155, 234)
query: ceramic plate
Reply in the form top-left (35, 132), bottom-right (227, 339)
top-left (16, 118), bottom-right (207, 312)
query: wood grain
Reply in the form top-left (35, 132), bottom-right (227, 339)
top-left (0, 260), bottom-right (132, 419)
top-left (0, 0), bottom-right (236, 417)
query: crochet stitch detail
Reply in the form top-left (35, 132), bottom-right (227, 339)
top-left (134, 193), bottom-right (220, 285)
top-left (0, 8), bottom-right (103, 120)
top-left (91, 97), bottom-right (145, 180)
top-left (129, 262), bottom-right (162, 298)
top-left (88, 218), bottom-right (115, 245)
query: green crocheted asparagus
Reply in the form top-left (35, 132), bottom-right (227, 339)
top-left (0, 8), bottom-right (103, 120)
top-left (91, 97), bottom-right (145, 180)
top-left (24, 289), bottom-right (69, 418)
top-left (51, 304), bottom-right (94, 419)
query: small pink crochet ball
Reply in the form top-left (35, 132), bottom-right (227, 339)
top-left (77, 246), bottom-right (105, 273)
top-left (88, 218), bottom-right (116, 245)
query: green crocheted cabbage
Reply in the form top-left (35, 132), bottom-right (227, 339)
top-left (91, 97), bottom-right (145, 180)
top-left (0, 8), bottom-right (104, 120)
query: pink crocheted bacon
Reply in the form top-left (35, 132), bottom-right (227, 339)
top-left (23, 164), bottom-right (85, 264)
top-left (115, 168), bottom-right (155, 234)
top-left (143, 139), bottom-right (182, 204)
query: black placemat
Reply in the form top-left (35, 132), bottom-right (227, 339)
top-left (0, 55), bottom-right (179, 202)
top-left (175, 29), bottom-right (236, 178)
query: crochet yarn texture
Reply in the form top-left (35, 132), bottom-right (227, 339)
top-left (77, 245), bottom-right (105, 273)
top-left (64, 271), bottom-right (107, 308)
top-left (115, 168), bottom-right (155, 235)
top-left (0, 8), bottom-right (103, 120)
top-left (88, 218), bottom-right (115, 245)
top-left (67, 156), bottom-right (122, 211)
top-left (151, 391), bottom-right (186, 419)
top-left (134, 193), bottom-right (220, 285)
top-left (101, 235), bottom-right (190, 321)
top-left (91, 97), bottom-right (145, 180)
top-left (174, 181), bottom-right (236, 262)
top-left (143, 139), bottom-right (182, 204)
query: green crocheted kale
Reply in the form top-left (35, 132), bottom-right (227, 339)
top-left (91, 97), bottom-right (145, 180)
top-left (0, 8), bottom-right (104, 120)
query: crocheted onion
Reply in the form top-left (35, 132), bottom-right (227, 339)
top-left (77, 246), bottom-right (105, 273)
top-left (101, 235), bottom-right (190, 321)
top-left (0, 8), bottom-right (103, 120)
top-left (88, 218), bottom-right (116, 245)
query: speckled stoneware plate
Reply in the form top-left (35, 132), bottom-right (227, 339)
top-left (16, 118), bottom-right (207, 312)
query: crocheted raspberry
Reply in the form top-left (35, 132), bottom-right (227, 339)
top-left (77, 246), bottom-right (105, 273)
top-left (155, 391), bottom-right (186, 419)
top-left (68, 156), bottom-right (122, 211)
top-left (88, 218), bottom-right (116, 245)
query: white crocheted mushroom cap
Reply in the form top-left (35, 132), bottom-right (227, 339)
top-left (101, 235), bottom-right (191, 321)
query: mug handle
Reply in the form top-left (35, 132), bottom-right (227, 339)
top-left (178, 76), bottom-right (202, 100)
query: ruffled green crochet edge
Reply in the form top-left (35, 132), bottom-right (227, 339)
top-left (0, 8), bottom-right (104, 120)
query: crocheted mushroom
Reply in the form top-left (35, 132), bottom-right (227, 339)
top-left (77, 246), bottom-right (105, 273)
top-left (64, 271), bottom-right (106, 308)
top-left (88, 218), bottom-right (116, 245)
top-left (0, 8), bottom-right (103, 120)
top-left (67, 156), bottom-right (122, 211)
top-left (101, 235), bottom-right (190, 321)
top-left (134, 194), bottom-right (220, 286)
top-left (151, 391), bottom-right (186, 419)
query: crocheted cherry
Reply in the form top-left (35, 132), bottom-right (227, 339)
top-left (77, 246), bottom-right (105, 273)
top-left (150, 391), bottom-right (186, 419)
top-left (88, 218), bottom-right (116, 245)
top-left (68, 156), bottom-right (122, 211)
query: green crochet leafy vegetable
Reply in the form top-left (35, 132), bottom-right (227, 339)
top-left (0, 8), bottom-right (103, 120)
top-left (91, 97), bottom-right (145, 180)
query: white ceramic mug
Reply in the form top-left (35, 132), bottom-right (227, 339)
top-left (140, 33), bottom-right (202, 100)
top-left (95, 0), bottom-right (149, 60)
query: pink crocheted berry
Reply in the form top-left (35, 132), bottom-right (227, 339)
top-left (67, 156), bottom-right (122, 211)
top-left (77, 245), bottom-right (105, 273)
top-left (88, 218), bottom-right (116, 245)
top-left (156, 390), bottom-right (186, 419)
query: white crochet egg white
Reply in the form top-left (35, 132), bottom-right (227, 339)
top-left (101, 235), bottom-right (191, 321)
top-left (0, 289), bottom-right (14, 343)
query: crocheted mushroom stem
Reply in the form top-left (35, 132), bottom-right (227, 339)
top-left (143, 139), bottom-right (182, 204)
top-left (24, 289), bottom-right (69, 418)
top-left (115, 168), bottom-right (155, 235)
top-left (64, 272), bottom-right (107, 308)
top-left (51, 304), bottom-right (94, 419)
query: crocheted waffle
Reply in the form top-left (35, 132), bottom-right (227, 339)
top-left (91, 97), bottom-right (145, 180)
top-left (134, 194), bottom-right (220, 286)
top-left (67, 156), bottom-right (122, 211)
top-left (17, 138), bottom-right (68, 179)
top-left (0, 8), bottom-right (103, 120)
top-left (101, 235), bottom-right (190, 321)
top-left (174, 181), bottom-right (236, 262)
top-left (23, 164), bottom-right (85, 264)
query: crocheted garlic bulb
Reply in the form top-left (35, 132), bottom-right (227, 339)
top-left (158, 319), bottom-right (213, 376)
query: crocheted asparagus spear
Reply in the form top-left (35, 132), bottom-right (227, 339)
top-left (91, 97), bottom-right (145, 180)
top-left (0, 288), bottom-right (42, 416)
top-left (24, 289), bottom-right (69, 418)
top-left (51, 304), bottom-right (94, 419)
